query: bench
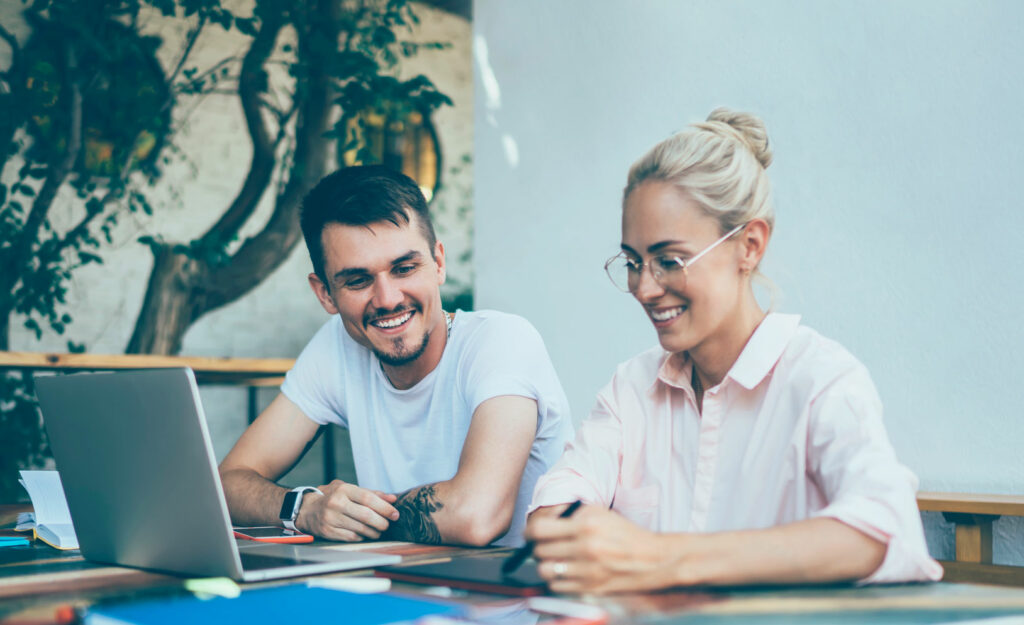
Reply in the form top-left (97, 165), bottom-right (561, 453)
top-left (918, 492), bottom-right (1024, 586)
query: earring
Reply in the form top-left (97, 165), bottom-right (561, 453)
top-left (741, 267), bottom-right (752, 277)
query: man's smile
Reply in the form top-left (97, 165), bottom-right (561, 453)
top-left (368, 309), bottom-right (415, 333)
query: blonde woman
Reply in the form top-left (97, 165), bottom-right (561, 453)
top-left (525, 109), bottom-right (942, 594)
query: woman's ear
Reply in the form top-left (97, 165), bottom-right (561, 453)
top-left (738, 218), bottom-right (770, 271)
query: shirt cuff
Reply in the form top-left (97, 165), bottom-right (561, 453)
top-left (528, 472), bottom-right (602, 516)
top-left (813, 503), bottom-right (944, 584)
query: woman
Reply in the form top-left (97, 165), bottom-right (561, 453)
top-left (525, 108), bottom-right (942, 594)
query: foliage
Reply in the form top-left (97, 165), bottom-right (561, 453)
top-left (0, 0), bottom-right (455, 498)
top-left (0, 373), bottom-right (48, 502)
top-left (435, 153), bottom-right (474, 311)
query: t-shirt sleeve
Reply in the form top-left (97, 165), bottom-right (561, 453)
top-left (807, 363), bottom-right (942, 584)
top-left (460, 314), bottom-right (559, 415)
top-left (280, 321), bottom-right (347, 427)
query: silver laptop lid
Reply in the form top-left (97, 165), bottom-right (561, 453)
top-left (35, 368), bottom-right (244, 579)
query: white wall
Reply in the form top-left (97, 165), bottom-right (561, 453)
top-left (473, 1), bottom-right (1024, 563)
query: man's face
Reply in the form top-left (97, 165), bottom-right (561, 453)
top-left (309, 214), bottom-right (446, 368)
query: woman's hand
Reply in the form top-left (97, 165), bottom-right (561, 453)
top-left (524, 505), bottom-right (682, 594)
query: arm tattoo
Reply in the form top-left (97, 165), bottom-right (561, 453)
top-left (381, 484), bottom-right (445, 544)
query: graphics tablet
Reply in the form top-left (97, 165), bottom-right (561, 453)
top-left (376, 557), bottom-right (548, 597)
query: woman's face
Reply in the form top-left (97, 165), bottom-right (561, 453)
top-left (621, 181), bottom-right (746, 355)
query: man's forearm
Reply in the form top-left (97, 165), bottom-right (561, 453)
top-left (665, 517), bottom-right (887, 587)
top-left (381, 480), bottom-right (513, 546)
top-left (220, 468), bottom-right (289, 526)
top-left (380, 483), bottom-right (446, 543)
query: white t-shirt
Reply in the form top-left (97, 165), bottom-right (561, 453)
top-left (280, 309), bottom-right (573, 546)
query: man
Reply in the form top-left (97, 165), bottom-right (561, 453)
top-left (219, 165), bottom-right (572, 546)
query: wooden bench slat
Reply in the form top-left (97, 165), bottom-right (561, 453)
top-left (939, 561), bottom-right (1024, 587)
top-left (0, 351), bottom-right (293, 382)
top-left (918, 492), bottom-right (1024, 516)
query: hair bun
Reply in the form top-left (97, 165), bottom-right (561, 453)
top-left (705, 107), bottom-right (773, 169)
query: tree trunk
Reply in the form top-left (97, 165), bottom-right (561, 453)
top-left (125, 1), bottom-right (335, 356)
top-left (125, 246), bottom-right (205, 355)
top-left (0, 312), bottom-right (9, 352)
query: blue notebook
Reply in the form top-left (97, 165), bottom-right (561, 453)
top-left (85, 584), bottom-right (465, 625)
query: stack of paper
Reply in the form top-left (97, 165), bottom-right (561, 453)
top-left (15, 512), bottom-right (35, 531)
top-left (19, 470), bottom-right (79, 550)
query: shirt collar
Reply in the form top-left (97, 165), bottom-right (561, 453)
top-left (652, 313), bottom-right (801, 392)
top-left (727, 313), bottom-right (801, 389)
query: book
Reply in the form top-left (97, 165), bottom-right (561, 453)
top-left (85, 583), bottom-right (465, 625)
top-left (19, 470), bottom-right (79, 550)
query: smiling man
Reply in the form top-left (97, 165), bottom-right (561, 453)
top-left (219, 165), bottom-right (572, 546)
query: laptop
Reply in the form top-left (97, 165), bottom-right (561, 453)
top-left (33, 368), bottom-right (401, 582)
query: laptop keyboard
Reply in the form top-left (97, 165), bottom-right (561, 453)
top-left (239, 552), bottom-right (322, 571)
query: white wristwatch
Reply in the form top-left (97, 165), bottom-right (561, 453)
top-left (279, 486), bottom-right (323, 531)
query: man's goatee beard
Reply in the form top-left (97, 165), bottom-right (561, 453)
top-left (375, 330), bottom-right (431, 367)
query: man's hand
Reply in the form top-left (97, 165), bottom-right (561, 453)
top-left (526, 505), bottom-right (673, 594)
top-left (296, 480), bottom-right (400, 542)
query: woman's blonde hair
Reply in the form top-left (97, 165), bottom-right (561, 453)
top-left (624, 108), bottom-right (775, 238)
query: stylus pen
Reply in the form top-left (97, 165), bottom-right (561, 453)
top-left (502, 500), bottom-right (583, 575)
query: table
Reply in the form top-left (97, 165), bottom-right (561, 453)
top-left (4, 526), bottom-right (1024, 625)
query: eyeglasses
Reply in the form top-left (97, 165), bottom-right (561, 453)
top-left (604, 223), bottom-right (747, 293)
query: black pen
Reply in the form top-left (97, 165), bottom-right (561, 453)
top-left (502, 500), bottom-right (582, 575)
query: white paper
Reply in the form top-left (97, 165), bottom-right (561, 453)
top-left (19, 471), bottom-right (73, 525)
top-left (19, 470), bottom-right (79, 549)
top-left (15, 511), bottom-right (35, 531)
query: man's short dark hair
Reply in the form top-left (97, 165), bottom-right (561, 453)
top-left (301, 165), bottom-right (437, 283)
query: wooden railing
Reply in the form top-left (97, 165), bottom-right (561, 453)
top-left (0, 350), bottom-right (294, 387)
top-left (918, 491), bottom-right (1024, 586)
top-left (0, 351), bottom-right (345, 481)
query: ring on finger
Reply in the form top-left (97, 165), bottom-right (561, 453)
top-left (552, 561), bottom-right (569, 579)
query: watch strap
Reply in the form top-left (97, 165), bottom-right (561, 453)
top-left (280, 486), bottom-right (323, 531)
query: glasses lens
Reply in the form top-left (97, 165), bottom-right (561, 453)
top-left (605, 255), bottom-right (634, 292)
top-left (652, 255), bottom-right (686, 289)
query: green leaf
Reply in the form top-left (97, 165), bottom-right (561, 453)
top-left (23, 318), bottom-right (42, 340)
top-left (16, 184), bottom-right (36, 197)
top-left (234, 16), bottom-right (258, 37)
top-left (78, 252), bottom-right (103, 265)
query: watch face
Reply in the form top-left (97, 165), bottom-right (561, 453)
top-left (279, 491), bottom-right (300, 520)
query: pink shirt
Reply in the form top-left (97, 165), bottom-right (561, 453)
top-left (530, 313), bottom-right (941, 583)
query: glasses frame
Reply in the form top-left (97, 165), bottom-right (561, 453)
top-left (604, 222), bottom-right (747, 293)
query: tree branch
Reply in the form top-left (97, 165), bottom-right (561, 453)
top-left (52, 168), bottom-right (133, 257)
top-left (167, 14), bottom-right (207, 85)
top-left (0, 22), bottom-right (23, 171)
top-left (170, 56), bottom-right (238, 99)
top-left (0, 22), bottom-right (19, 72)
top-left (201, 0), bottom-right (336, 311)
top-left (197, 8), bottom-right (284, 245)
top-left (0, 43), bottom-right (82, 301)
